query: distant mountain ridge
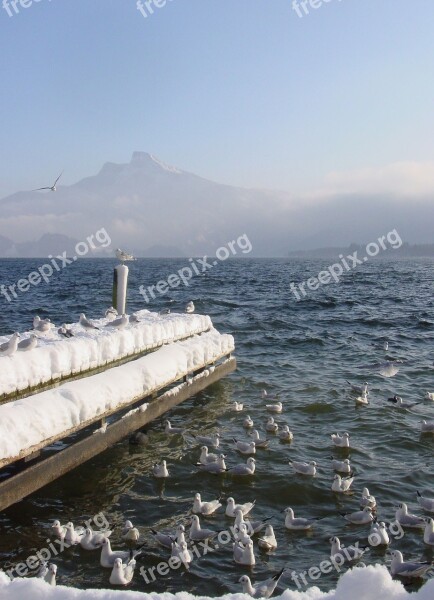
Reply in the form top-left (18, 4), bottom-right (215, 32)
top-left (0, 152), bottom-right (433, 257)
top-left (288, 243), bottom-right (434, 259)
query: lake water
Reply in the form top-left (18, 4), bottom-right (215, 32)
top-left (0, 258), bottom-right (433, 595)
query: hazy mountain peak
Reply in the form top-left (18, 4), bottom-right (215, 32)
top-left (130, 151), bottom-right (181, 174)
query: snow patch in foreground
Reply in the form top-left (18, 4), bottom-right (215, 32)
top-left (0, 565), bottom-right (433, 599)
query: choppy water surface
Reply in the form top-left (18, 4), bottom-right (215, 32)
top-left (0, 258), bottom-right (433, 594)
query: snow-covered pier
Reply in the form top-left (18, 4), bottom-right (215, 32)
top-left (0, 311), bottom-right (235, 512)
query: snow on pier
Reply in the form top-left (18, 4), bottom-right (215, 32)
top-left (0, 324), bottom-right (234, 465)
top-left (0, 311), bottom-right (213, 399)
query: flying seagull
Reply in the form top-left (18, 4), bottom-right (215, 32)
top-left (33, 171), bottom-right (63, 192)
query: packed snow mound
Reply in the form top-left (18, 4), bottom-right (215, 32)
top-left (0, 329), bottom-right (234, 462)
top-left (0, 565), bottom-right (433, 599)
top-left (0, 311), bottom-right (212, 397)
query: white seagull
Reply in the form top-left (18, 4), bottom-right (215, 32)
top-left (17, 334), bottom-right (38, 352)
top-left (387, 395), bottom-right (422, 410)
top-left (361, 488), bottom-right (377, 510)
top-left (192, 493), bottom-right (222, 516)
top-left (38, 564), bottom-right (57, 587)
top-left (422, 517), bottom-right (434, 546)
top-left (283, 507), bottom-right (319, 531)
top-left (330, 536), bottom-right (367, 562)
top-left (33, 316), bottom-right (52, 332)
top-left (192, 432), bottom-right (220, 447)
top-left (238, 569), bottom-right (285, 598)
top-left (243, 415), bottom-right (254, 428)
top-left (228, 457), bottom-right (256, 476)
top-left (152, 460), bottom-right (169, 478)
top-left (109, 557), bottom-right (136, 585)
top-left (331, 458), bottom-right (352, 474)
top-left (347, 381), bottom-right (369, 395)
top-left (115, 248), bottom-right (136, 262)
top-left (417, 491), bottom-right (434, 513)
top-left (189, 515), bottom-right (219, 541)
top-left (266, 402), bottom-right (283, 413)
top-left (185, 301), bottom-right (195, 313)
top-left (79, 313), bottom-right (99, 330)
top-left (289, 459), bottom-right (317, 476)
top-left (233, 540), bottom-right (256, 566)
top-left (171, 541), bottom-right (193, 565)
top-left (122, 521), bottom-right (140, 543)
top-left (33, 171), bottom-right (63, 192)
top-left (248, 429), bottom-right (269, 448)
top-left (80, 527), bottom-right (111, 551)
top-left (332, 474), bottom-right (354, 493)
top-left (425, 392), bottom-right (434, 401)
top-left (105, 314), bottom-right (129, 329)
top-left (390, 550), bottom-right (433, 578)
top-left (233, 401), bottom-right (244, 411)
top-left (198, 445), bottom-right (218, 465)
top-left (279, 425), bottom-right (293, 442)
top-left (233, 439), bottom-right (256, 455)
top-left (165, 420), bottom-right (185, 435)
top-left (0, 332), bottom-right (20, 357)
top-left (265, 417), bottom-right (278, 433)
top-left (370, 521), bottom-right (390, 546)
top-left (395, 502), bottom-right (425, 529)
top-left (226, 497), bottom-right (255, 518)
top-left (196, 454), bottom-right (227, 474)
top-left (341, 506), bottom-right (374, 525)
top-left (257, 524), bottom-right (277, 552)
top-left (331, 432), bottom-right (350, 448)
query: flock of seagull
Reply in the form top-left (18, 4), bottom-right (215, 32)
top-left (6, 372), bottom-right (433, 595)
top-left (0, 302), bottom-right (196, 358)
top-left (1, 322), bottom-right (433, 596)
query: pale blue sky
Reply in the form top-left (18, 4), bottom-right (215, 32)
top-left (1, 0), bottom-right (433, 198)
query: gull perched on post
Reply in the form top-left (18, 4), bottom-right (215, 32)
top-left (116, 248), bottom-right (136, 262)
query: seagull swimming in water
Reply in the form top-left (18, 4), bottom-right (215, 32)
top-left (238, 568), bottom-right (285, 598)
top-left (152, 460), bottom-right (169, 478)
top-left (248, 429), bottom-right (269, 448)
top-left (332, 474), bottom-right (354, 493)
top-left (389, 550), bottom-right (433, 578)
top-left (109, 557), bottom-right (136, 586)
top-left (417, 491), bottom-right (434, 513)
top-left (283, 507), bottom-right (320, 530)
top-left (331, 432), bottom-right (350, 448)
top-left (226, 497), bottom-right (255, 517)
top-left (387, 396), bottom-right (422, 410)
top-left (192, 493), bottom-right (222, 516)
top-left (395, 502), bottom-right (425, 529)
top-left (347, 381), bottom-right (369, 395)
top-left (33, 171), bottom-right (63, 192)
top-left (289, 459), bottom-right (317, 476)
